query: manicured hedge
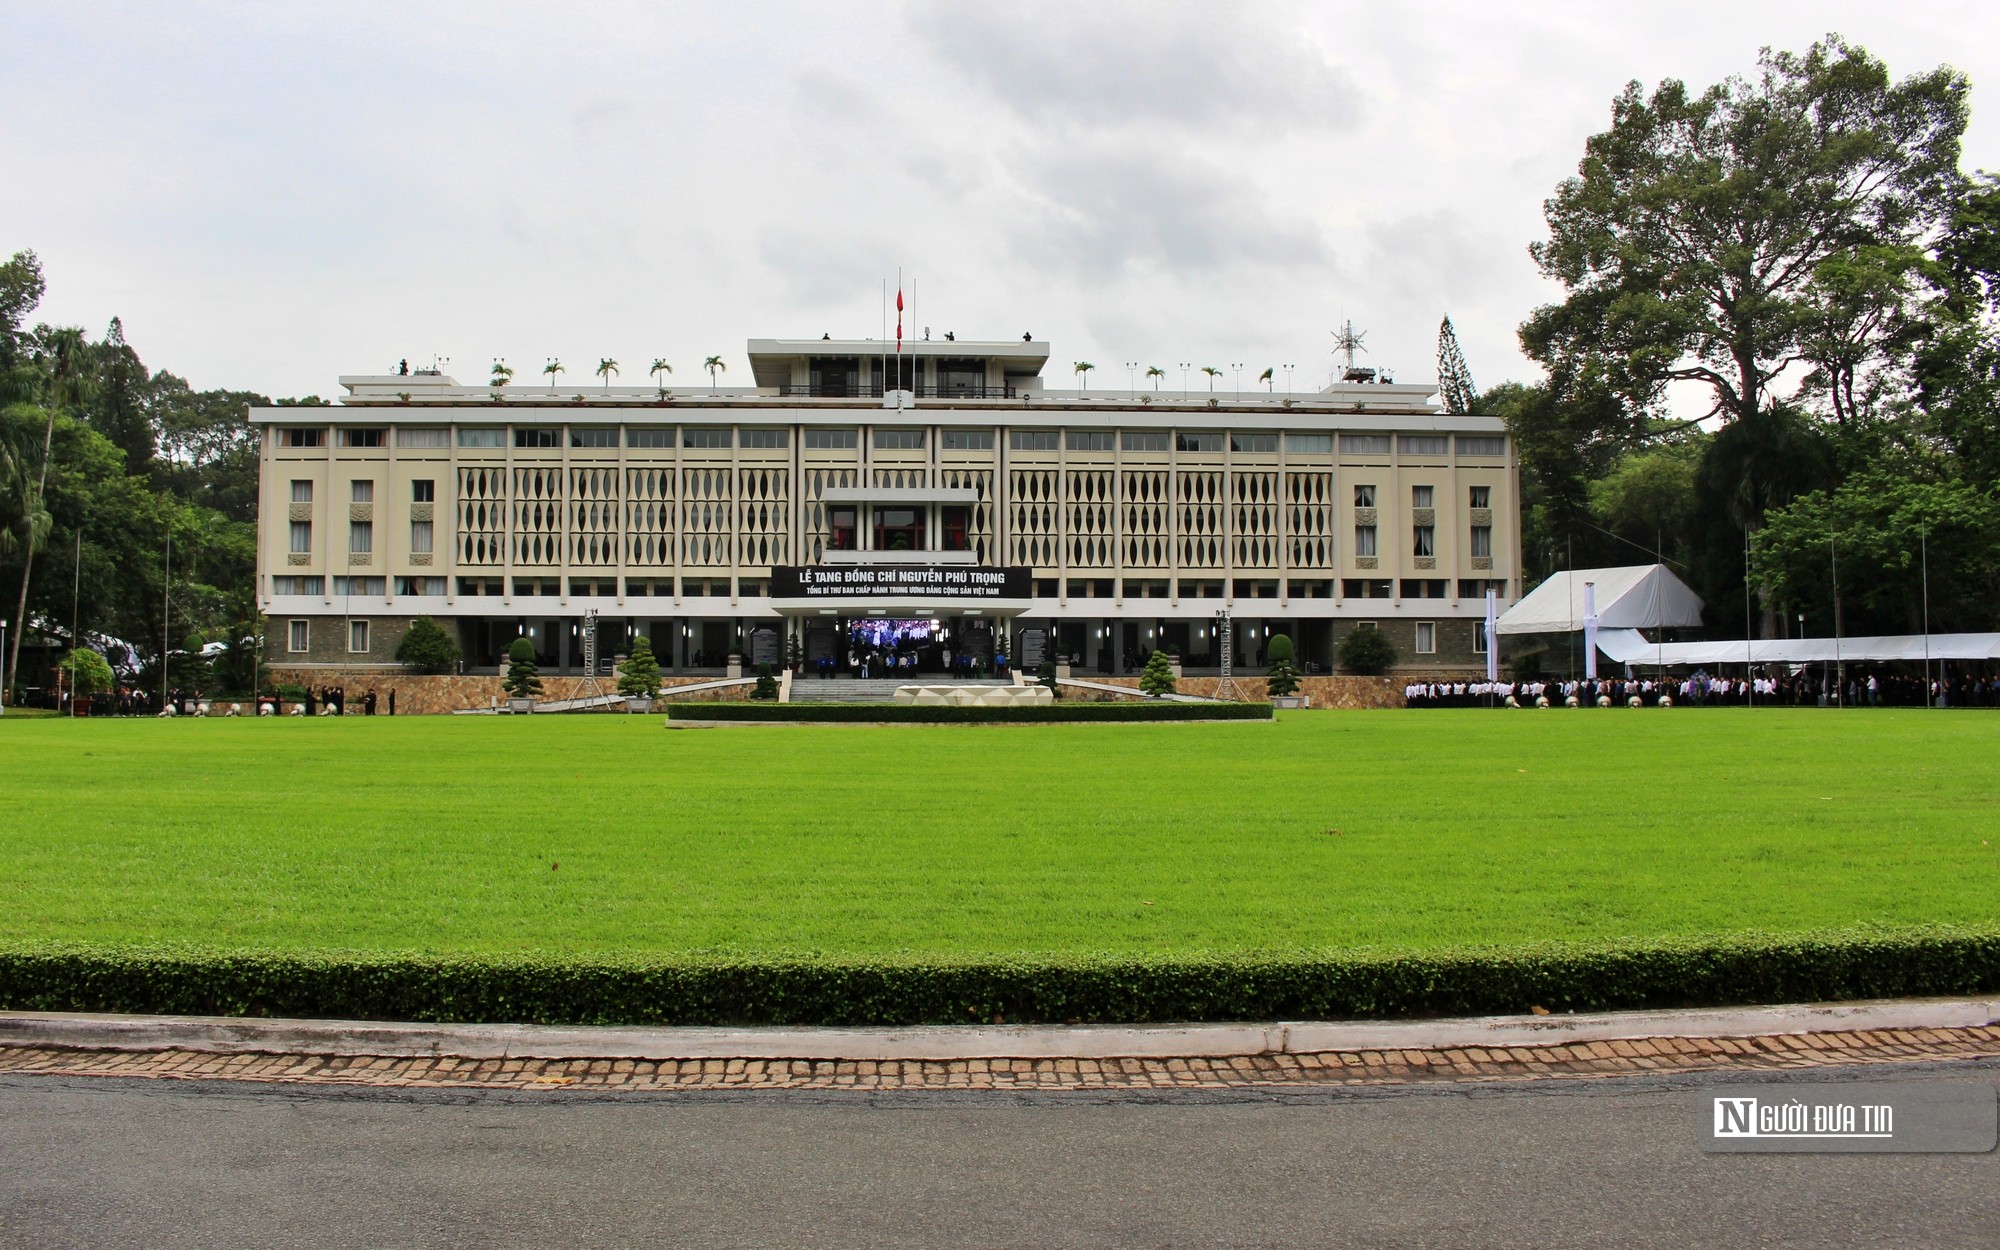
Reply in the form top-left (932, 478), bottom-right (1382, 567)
top-left (1, 929), bottom-right (1994, 1026)
top-left (666, 701), bottom-right (1273, 723)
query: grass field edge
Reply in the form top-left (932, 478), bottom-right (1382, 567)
top-left (662, 702), bottom-right (1274, 722)
top-left (3, 929), bottom-right (1997, 1026)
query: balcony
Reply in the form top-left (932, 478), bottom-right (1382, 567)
top-left (821, 549), bottom-right (980, 566)
top-left (777, 382), bottom-right (1017, 399)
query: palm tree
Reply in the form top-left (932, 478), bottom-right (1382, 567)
top-left (1200, 366), bottom-right (1223, 393)
top-left (1258, 366), bottom-right (1274, 392)
top-left (649, 358), bottom-right (673, 395)
top-left (704, 355), bottom-right (726, 388)
top-left (1145, 365), bottom-right (1165, 392)
top-left (543, 358), bottom-right (564, 392)
top-left (1073, 361), bottom-right (1094, 392)
top-left (596, 357), bottom-right (620, 390)
top-left (489, 360), bottom-right (513, 388)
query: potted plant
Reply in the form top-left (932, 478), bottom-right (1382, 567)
top-left (618, 634), bottom-right (661, 712)
top-left (784, 630), bottom-right (803, 676)
top-left (1266, 633), bottom-right (1306, 708)
top-left (1139, 648), bottom-right (1177, 698)
top-left (503, 636), bottom-right (543, 713)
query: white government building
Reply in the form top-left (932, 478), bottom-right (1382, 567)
top-left (254, 332), bottom-right (1519, 678)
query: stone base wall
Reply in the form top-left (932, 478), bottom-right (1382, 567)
top-left (1078, 675), bottom-right (1403, 709)
top-left (265, 668), bottom-right (749, 714)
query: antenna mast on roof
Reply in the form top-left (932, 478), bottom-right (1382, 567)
top-left (1331, 320), bottom-right (1374, 383)
top-left (1436, 315), bottom-right (1478, 414)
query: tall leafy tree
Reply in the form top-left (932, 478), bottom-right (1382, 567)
top-left (1524, 36), bottom-right (1968, 431)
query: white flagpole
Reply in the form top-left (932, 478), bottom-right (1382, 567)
top-left (1484, 588), bottom-right (1498, 684)
top-left (1582, 580), bottom-right (1598, 683)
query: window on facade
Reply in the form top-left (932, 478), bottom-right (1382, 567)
top-left (1470, 526), bottom-right (1493, 558)
top-left (339, 429), bottom-right (385, 448)
top-left (873, 428), bottom-right (925, 450)
top-left (1355, 524), bottom-right (1377, 556)
top-left (1230, 433), bottom-right (1277, 454)
top-left (1009, 431), bottom-right (1058, 451)
top-left (411, 520), bottom-right (434, 554)
top-left (1457, 436), bottom-right (1506, 457)
top-left (1469, 485), bottom-right (1490, 508)
top-left (457, 427), bottom-right (504, 447)
top-left (394, 576), bottom-right (445, 596)
top-left (1342, 580), bottom-right (1392, 599)
top-left (1123, 578), bottom-right (1170, 598)
top-left (1415, 622), bottom-right (1437, 653)
top-left (741, 428), bottom-right (788, 449)
top-left (941, 429), bottom-right (994, 450)
top-left (1285, 433), bottom-right (1333, 454)
top-left (1066, 431), bottom-right (1114, 452)
top-left (1473, 622), bottom-right (1489, 654)
top-left (349, 520), bottom-right (373, 553)
top-left (683, 428), bottom-right (732, 449)
top-left (1176, 432), bottom-right (1223, 453)
top-left (333, 576), bottom-right (385, 595)
top-left (941, 506), bottom-right (971, 551)
top-left (1401, 579), bottom-right (1447, 598)
top-left (288, 620), bottom-right (309, 652)
top-left (1232, 578), bottom-right (1280, 599)
top-left (514, 428), bottom-right (560, 448)
top-left (349, 620), bottom-right (370, 653)
top-left (1411, 485), bottom-right (1434, 509)
top-left (289, 521), bottom-right (312, 553)
top-left (1398, 435), bottom-right (1448, 456)
top-left (1338, 434), bottom-right (1390, 454)
top-left (457, 577), bottom-right (503, 595)
top-left (829, 507), bottom-right (857, 551)
top-left (512, 577), bottom-right (560, 596)
top-left (627, 428), bottom-right (674, 448)
top-left (570, 427), bottom-right (619, 448)
top-left (271, 576), bottom-right (323, 596)
top-left (805, 428), bottom-right (858, 449)
top-left (1288, 578), bottom-right (1333, 598)
top-left (1066, 578), bottom-right (1114, 597)
top-left (568, 578), bottom-right (618, 596)
top-left (412, 479), bottom-right (435, 502)
top-left (1354, 484), bottom-right (1376, 508)
top-left (1178, 578), bottom-right (1224, 599)
top-left (395, 427), bottom-right (448, 448)
top-left (873, 507), bottom-right (926, 551)
top-left (1121, 431), bottom-right (1169, 452)
top-left (1412, 525), bottom-right (1435, 557)
top-left (290, 479), bottom-right (313, 503)
top-left (351, 479), bottom-right (374, 503)
top-left (279, 428), bottom-right (325, 448)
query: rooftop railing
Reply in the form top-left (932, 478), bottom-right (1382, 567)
top-left (777, 382), bottom-right (1018, 399)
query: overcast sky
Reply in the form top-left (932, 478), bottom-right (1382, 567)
top-left (7, 1), bottom-right (1998, 401)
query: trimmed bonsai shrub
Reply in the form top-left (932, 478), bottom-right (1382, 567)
top-left (60, 648), bottom-right (114, 697)
top-left (1337, 625), bottom-right (1398, 676)
top-left (1037, 653), bottom-right (1060, 698)
top-left (1139, 648), bottom-right (1177, 698)
top-left (396, 616), bottom-right (461, 675)
top-left (1265, 633), bottom-right (1301, 698)
top-left (751, 662), bottom-right (779, 701)
top-left (618, 635), bottom-right (662, 699)
top-left (784, 631), bottom-right (803, 673)
top-left (503, 637), bottom-right (544, 698)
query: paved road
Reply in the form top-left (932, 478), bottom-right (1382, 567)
top-left (3, 1065), bottom-right (1993, 1249)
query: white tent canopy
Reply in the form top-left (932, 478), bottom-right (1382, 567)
top-left (1495, 565), bottom-right (1706, 635)
top-left (1596, 629), bottom-right (2000, 667)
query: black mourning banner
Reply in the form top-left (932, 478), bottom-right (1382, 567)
top-left (771, 565), bottom-right (1032, 600)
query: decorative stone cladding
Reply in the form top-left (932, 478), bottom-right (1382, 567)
top-left (1082, 675), bottom-right (1403, 708)
top-left (264, 669), bottom-right (750, 714)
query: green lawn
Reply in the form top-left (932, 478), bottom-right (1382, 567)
top-left (2, 711), bottom-right (1995, 962)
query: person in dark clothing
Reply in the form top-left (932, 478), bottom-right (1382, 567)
top-left (304, 688), bottom-right (317, 716)
top-left (388, 689), bottom-right (396, 716)
top-left (364, 688), bottom-right (378, 716)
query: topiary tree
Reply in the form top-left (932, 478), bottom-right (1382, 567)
top-left (618, 635), bottom-right (661, 699)
top-left (1139, 648), bottom-right (1177, 697)
top-left (503, 636), bottom-right (543, 698)
top-left (396, 616), bottom-right (461, 675)
top-left (784, 630), bottom-right (803, 674)
top-left (1265, 633), bottom-right (1300, 697)
top-left (751, 661), bottom-right (779, 701)
top-left (1336, 625), bottom-right (1399, 676)
top-left (1037, 652), bottom-right (1060, 698)
top-left (59, 648), bottom-right (114, 698)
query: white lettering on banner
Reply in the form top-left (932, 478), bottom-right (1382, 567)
top-left (772, 566), bottom-right (1029, 600)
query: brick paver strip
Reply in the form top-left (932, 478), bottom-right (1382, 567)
top-left (0, 1025), bottom-right (1995, 1092)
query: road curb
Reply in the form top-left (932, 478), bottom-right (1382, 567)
top-left (2, 997), bottom-right (1995, 1062)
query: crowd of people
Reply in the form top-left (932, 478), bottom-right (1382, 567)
top-left (1405, 668), bottom-right (2000, 708)
top-left (811, 646), bottom-right (1009, 680)
top-left (40, 684), bottom-right (398, 717)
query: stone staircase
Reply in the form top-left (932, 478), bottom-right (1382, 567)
top-left (789, 677), bottom-right (1015, 705)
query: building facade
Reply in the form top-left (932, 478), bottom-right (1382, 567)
top-left (253, 335), bottom-right (1519, 678)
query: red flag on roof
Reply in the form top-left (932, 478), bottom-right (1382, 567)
top-left (895, 286), bottom-right (904, 352)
